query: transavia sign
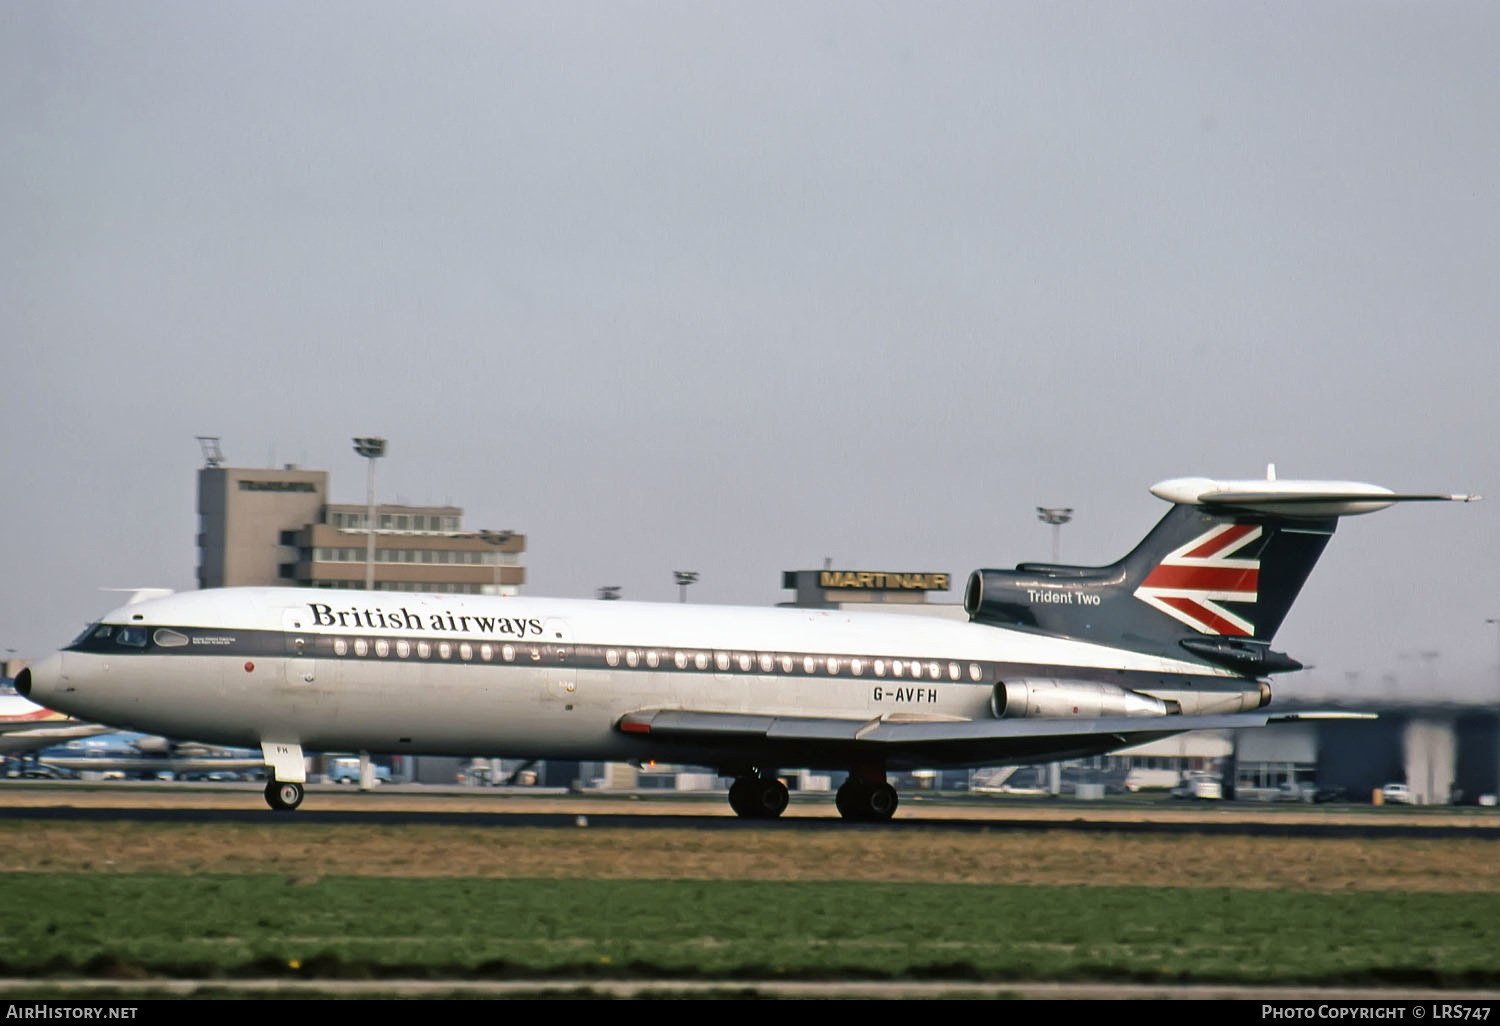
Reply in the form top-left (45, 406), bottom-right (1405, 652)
top-left (238, 480), bottom-right (317, 492)
top-left (819, 571), bottom-right (950, 592)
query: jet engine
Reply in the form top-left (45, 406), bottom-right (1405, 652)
top-left (990, 678), bottom-right (1178, 719)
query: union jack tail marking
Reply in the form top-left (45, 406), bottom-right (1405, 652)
top-left (1133, 523), bottom-right (1261, 636)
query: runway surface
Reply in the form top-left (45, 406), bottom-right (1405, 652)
top-left (5, 781), bottom-right (1499, 837)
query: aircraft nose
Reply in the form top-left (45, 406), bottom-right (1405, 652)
top-left (16, 652), bottom-right (65, 705)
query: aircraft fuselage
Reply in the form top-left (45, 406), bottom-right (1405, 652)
top-left (24, 587), bottom-right (1257, 774)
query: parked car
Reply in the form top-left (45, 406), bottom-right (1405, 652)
top-left (1379, 782), bottom-right (1413, 805)
top-left (1170, 773), bottom-right (1222, 800)
top-left (1276, 781), bottom-right (1317, 803)
top-left (327, 757), bottom-right (391, 785)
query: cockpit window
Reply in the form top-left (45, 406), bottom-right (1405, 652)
top-left (152, 629), bottom-right (189, 648)
top-left (115, 626), bottom-right (148, 648)
top-left (71, 623), bottom-right (106, 646)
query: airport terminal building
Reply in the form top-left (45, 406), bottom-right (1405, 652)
top-left (196, 461), bottom-right (526, 595)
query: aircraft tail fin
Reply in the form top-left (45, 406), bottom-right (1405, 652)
top-left (964, 472), bottom-right (1478, 674)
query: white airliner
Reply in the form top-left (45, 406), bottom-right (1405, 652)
top-left (17, 473), bottom-right (1477, 819)
top-left (0, 691), bottom-right (112, 758)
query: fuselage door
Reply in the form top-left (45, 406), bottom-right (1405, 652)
top-left (543, 618), bottom-right (575, 703)
top-left (273, 607), bottom-right (342, 732)
top-left (282, 608), bottom-right (318, 686)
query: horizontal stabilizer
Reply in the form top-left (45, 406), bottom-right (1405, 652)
top-left (1152, 476), bottom-right (1479, 518)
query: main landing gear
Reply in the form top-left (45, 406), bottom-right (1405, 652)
top-left (835, 776), bottom-right (899, 822)
top-left (264, 779), bottom-right (305, 811)
top-left (723, 770), bottom-right (901, 822)
top-left (726, 774), bottom-right (790, 819)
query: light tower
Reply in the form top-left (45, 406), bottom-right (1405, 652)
top-left (352, 437), bottom-right (387, 590)
top-left (1036, 506), bottom-right (1074, 562)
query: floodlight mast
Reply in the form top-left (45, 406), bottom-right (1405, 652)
top-left (1036, 506), bottom-right (1074, 562)
top-left (352, 437), bottom-right (387, 590)
top-left (195, 436), bottom-right (224, 468)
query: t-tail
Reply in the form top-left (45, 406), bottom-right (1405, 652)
top-left (964, 470), bottom-right (1479, 675)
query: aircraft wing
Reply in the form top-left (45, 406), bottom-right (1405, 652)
top-left (617, 709), bottom-right (1373, 768)
top-left (0, 722), bottom-right (114, 757)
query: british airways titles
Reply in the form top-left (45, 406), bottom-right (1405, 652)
top-left (308, 603), bottom-right (543, 638)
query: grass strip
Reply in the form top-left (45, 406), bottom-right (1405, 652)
top-left (4, 874), bottom-right (1497, 986)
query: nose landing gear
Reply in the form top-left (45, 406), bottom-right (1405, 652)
top-left (264, 779), bottom-right (305, 811)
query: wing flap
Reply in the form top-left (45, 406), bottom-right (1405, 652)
top-left (616, 708), bottom-right (1375, 749)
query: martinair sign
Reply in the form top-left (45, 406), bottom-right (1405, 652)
top-left (818, 571), bottom-right (950, 592)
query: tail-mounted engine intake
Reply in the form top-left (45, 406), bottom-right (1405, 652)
top-left (991, 678), bottom-right (1179, 719)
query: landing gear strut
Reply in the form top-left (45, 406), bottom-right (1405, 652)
top-left (264, 779), bottom-right (305, 811)
top-left (726, 774), bottom-right (790, 819)
top-left (836, 776), bottom-right (899, 822)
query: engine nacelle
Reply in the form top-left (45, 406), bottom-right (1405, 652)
top-left (990, 678), bottom-right (1177, 719)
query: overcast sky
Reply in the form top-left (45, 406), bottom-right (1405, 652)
top-left (4, 2), bottom-right (1497, 701)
